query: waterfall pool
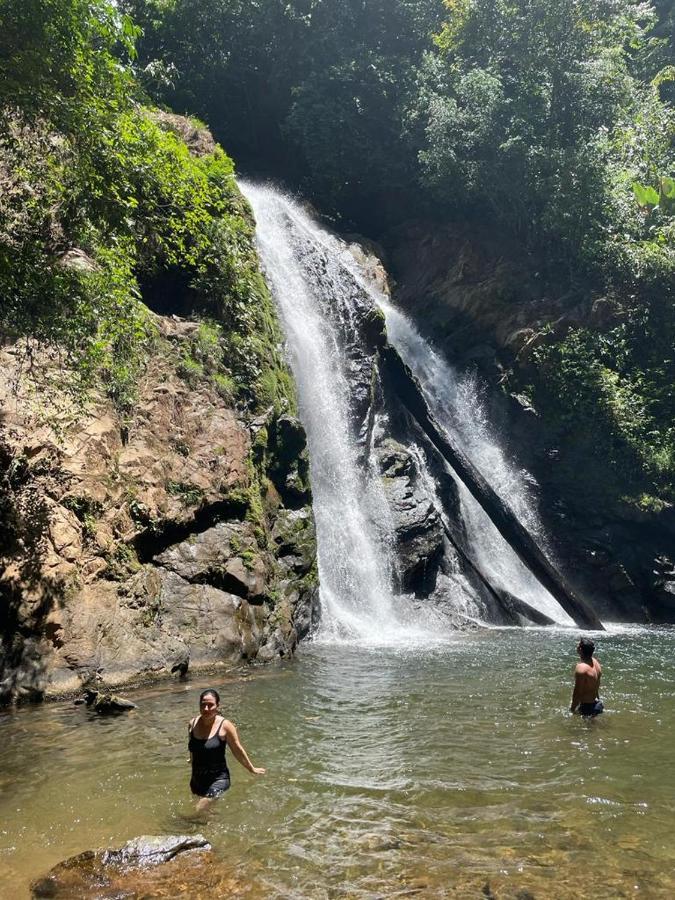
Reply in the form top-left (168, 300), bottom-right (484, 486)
top-left (1, 626), bottom-right (674, 898)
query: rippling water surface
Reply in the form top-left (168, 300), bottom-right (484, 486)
top-left (1, 627), bottom-right (675, 898)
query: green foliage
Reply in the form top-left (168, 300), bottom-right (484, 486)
top-left (410, 0), bottom-right (675, 506)
top-left (176, 354), bottom-right (204, 386)
top-left (633, 182), bottom-right (661, 207)
top-left (415, 1), bottom-right (665, 268)
top-left (103, 541), bottom-right (141, 580)
top-left (523, 320), bottom-right (675, 506)
top-left (7, 0), bottom-right (672, 513)
top-left (166, 480), bottom-right (205, 508)
top-left (0, 0), bottom-right (294, 417)
top-left (126, 0), bottom-right (446, 225)
top-left (0, 0), bottom-right (139, 132)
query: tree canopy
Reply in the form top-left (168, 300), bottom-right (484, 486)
top-left (3, 0), bottom-right (675, 509)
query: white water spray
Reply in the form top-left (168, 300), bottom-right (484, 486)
top-left (312, 234), bottom-right (574, 626)
top-left (243, 181), bottom-right (573, 634)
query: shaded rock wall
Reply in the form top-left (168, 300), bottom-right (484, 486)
top-left (0, 316), bottom-right (317, 703)
top-left (386, 222), bottom-right (675, 623)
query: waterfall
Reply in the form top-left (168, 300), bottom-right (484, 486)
top-left (241, 182), bottom-right (442, 644)
top-left (242, 181), bottom-right (574, 637)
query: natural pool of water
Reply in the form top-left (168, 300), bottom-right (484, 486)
top-left (1, 626), bottom-right (674, 898)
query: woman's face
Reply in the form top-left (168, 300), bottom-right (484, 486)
top-left (200, 693), bottom-right (218, 716)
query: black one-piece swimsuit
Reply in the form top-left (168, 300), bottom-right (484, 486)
top-left (189, 716), bottom-right (231, 798)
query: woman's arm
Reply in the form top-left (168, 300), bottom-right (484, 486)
top-left (187, 718), bottom-right (196, 764)
top-left (222, 720), bottom-right (266, 775)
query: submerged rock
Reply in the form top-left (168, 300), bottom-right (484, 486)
top-left (31, 834), bottom-right (212, 899)
top-left (170, 650), bottom-right (190, 678)
top-left (82, 689), bottom-right (137, 713)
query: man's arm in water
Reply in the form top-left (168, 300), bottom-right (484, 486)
top-left (222, 720), bottom-right (266, 775)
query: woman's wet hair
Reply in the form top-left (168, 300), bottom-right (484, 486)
top-left (199, 688), bottom-right (220, 705)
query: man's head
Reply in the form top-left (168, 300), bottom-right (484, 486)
top-left (577, 637), bottom-right (595, 661)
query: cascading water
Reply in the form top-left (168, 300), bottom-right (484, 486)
top-left (301, 203), bottom-right (574, 627)
top-left (381, 304), bottom-right (574, 626)
top-left (242, 181), bottom-right (574, 635)
top-left (241, 182), bottom-right (441, 644)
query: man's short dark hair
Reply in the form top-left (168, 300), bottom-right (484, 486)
top-left (578, 638), bottom-right (595, 658)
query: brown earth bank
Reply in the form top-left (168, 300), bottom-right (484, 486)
top-left (385, 220), bottom-right (675, 624)
top-left (0, 315), bottom-right (318, 705)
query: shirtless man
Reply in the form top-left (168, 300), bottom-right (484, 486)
top-left (570, 638), bottom-right (604, 716)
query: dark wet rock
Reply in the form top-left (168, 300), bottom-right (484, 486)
top-left (268, 415), bottom-right (311, 507)
top-left (271, 508), bottom-right (316, 571)
top-left (83, 689), bottom-right (137, 713)
top-left (170, 649), bottom-right (190, 677)
top-left (31, 834), bottom-right (212, 899)
top-left (377, 344), bottom-right (604, 629)
top-left (362, 306), bottom-right (387, 348)
top-left (375, 440), bottom-right (444, 594)
top-left (290, 583), bottom-right (321, 641)
top-left (384, 222), bottom-right (675, 625)
top-left (271, 414), bottom-right (306, 461)
top-left (650, 558), bottom-right (675, 621)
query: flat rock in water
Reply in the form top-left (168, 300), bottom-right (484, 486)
top-left (83, 689), bottom-right (137, 713)
top-left (31, 834), bottom-right (214, 898)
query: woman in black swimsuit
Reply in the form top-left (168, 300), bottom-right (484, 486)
top-left (188, 688), bottom-right (265, 812)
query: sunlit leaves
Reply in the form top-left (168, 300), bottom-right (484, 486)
top-left (633, 181), bottom-right (661, 207)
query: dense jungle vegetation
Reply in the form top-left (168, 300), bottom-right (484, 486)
top-left (2, 0), bottom-right (675, 513)
top-left (0, 0), bottom-right (292, 417)
top-left (124, 0), bottom-right (675, 512)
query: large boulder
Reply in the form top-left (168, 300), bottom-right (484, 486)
top-left (154, 521), bottom-right (270, 602)
top-left (31, 834), bottom-right (215, 899)
top-left (0, 314), bottom-right (316, 704)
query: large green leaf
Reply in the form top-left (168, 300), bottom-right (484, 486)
top-left (632, 182), bottom-right (660, 207)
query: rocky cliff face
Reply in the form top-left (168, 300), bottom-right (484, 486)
top-left (386, 222), bottom-right (675, 624)
top-left (0, 316), bottom-right (317, 704)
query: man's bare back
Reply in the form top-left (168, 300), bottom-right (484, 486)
top-left (570, 638), bottom-right (604, 716)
